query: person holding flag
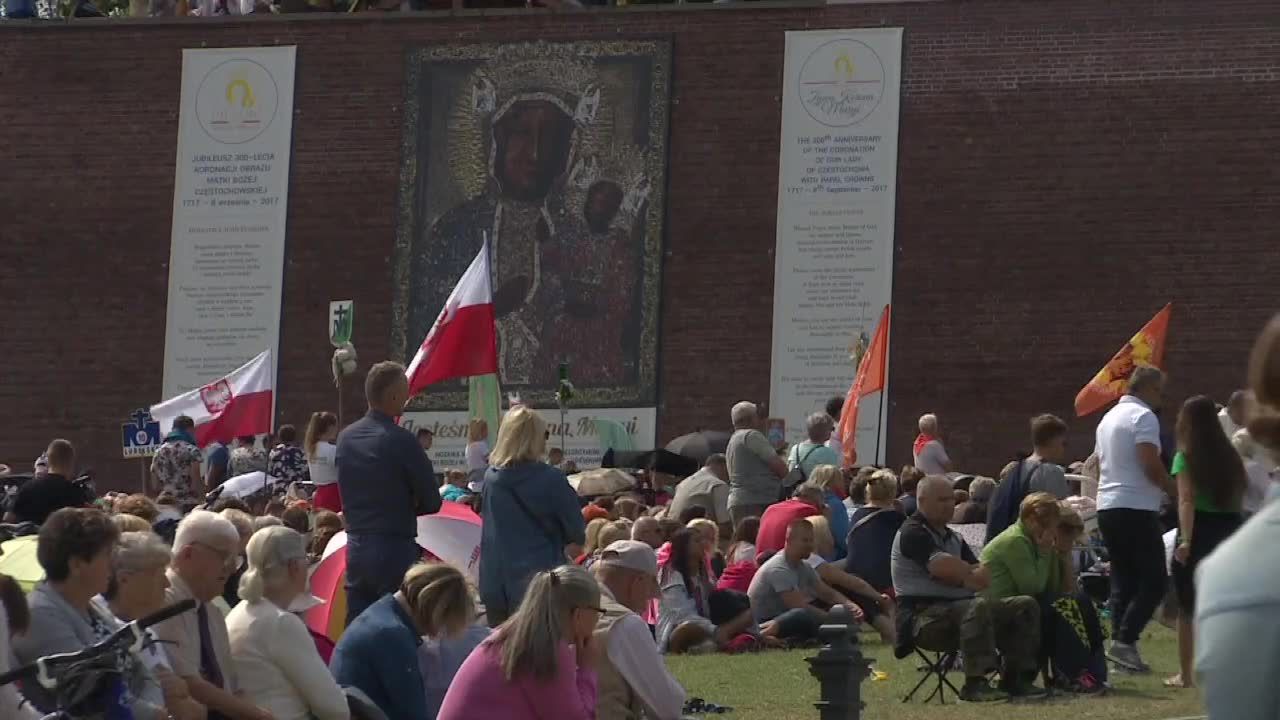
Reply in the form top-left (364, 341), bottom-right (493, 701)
top-left (1075, 304), bottom-right (1174, 673)
top-left (327, 239), bottom-right (498, 626)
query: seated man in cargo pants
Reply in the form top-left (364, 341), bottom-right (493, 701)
top-left (891, 476), bottom-right (1040, 702)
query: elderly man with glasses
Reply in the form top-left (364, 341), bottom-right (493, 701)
top-left (154, 510), bottom-right (272, 720)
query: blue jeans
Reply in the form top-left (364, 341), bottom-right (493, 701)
top-left (769, 608), bottom-right (823, 641)
top-left (345, 534), bottom-right (420, 625)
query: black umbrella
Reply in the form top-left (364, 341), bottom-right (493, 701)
top-left (664, 431), bottom-right (732, 464)
top-left (602, 448), bottom-right (699, 478)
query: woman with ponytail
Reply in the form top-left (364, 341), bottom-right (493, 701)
top-left (226, 526), bottom-right (349, 719)
top-left (306, 411), bottom-right (342, 513)
top-left (438, 565), bottom-right (602, 720)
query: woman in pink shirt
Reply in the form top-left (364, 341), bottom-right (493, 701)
top-left (437, 565), bottom-right (602, 720)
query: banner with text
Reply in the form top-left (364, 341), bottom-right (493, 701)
top-left (402, 408), bottom-right (656, 471)
top-left (769, 29), bottom-right (902, 463)
top-left (162, 46), bottom-right (296, 400)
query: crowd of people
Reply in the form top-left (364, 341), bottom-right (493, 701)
top-left (1, 0), bottom-right (687, 21)
top-left (0, 319), bottom-right (1277, 718)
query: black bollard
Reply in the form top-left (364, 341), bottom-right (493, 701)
top-left (805, 604), bottom-right (872, 720)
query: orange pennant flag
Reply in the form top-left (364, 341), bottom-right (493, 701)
top-left (1074, 303), bottom-right (1172, 417)
top-left (838, 305), bottom-right (891, 467)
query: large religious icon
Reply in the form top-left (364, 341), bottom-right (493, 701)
top-left (391, 40), bottom-right (671, 411)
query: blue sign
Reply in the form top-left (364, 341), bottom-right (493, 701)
top-left (122, 408), bottom-right (162, 458)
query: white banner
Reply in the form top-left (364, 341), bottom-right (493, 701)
top-left (162, 46), bottom-right (297, 399)
top-left (769, 29), bottom-right (903, 463)
top-left (401, 408), bottom-right (657, 471)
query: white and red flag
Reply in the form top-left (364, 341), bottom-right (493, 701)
top-left (151, 350), bottom-right (274, 446)
top-left (406, 240), bottom-right (498, 398)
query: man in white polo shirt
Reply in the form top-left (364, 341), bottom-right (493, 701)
top-left (1093, 366), bottom-right (1175, 672)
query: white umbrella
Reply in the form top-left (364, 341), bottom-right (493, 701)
top-left (320, 501), bottom-right (483, 582)
top-left (216, 471), bottom-right (275, 499)
top-left (568, 468), bottom-right (636, 497)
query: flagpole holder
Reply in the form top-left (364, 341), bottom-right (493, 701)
top-left (332, 343), bottom-right (358, 426)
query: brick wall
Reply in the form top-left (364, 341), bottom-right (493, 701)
top-left (3, 0), bottom-right (1279, 490)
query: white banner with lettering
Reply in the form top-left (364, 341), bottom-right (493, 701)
top-left (402, 408), bottom-right (656, 471)
top-left (162, 46), bottom-right (296, 399)
top-left (768, 29), bottom-right (902, 462)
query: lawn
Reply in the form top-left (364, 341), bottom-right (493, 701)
top-left (666, 625), bottom-right (1205, 720)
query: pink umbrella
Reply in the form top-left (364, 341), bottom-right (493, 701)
top-left (306, 501), bottom-right (482, 643)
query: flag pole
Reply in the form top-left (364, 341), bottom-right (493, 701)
top-left (337, 376), bottom-right (345, 427)
top-left (873, 390), bottom-right (884, 466)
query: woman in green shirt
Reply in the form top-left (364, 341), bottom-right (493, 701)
top-left (982, 495), bottom-right (1107, 693)
top-left (1167, 394), bottom-right (1247, 689)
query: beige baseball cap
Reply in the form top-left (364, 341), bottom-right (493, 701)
top-left (598, 540), bottom-right (658, 577)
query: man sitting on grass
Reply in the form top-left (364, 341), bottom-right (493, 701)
top-left (891, 475), bottom-right (1041, 702)
top-left (746, 519), bottom-right (869, 643)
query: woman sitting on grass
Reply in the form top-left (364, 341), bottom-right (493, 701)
top-left (657, 528), bottom-right (759, 653)
top-left (980, 493), bottom-right (1106, 693)
top-left (437, 565), bottom-right (600, 720)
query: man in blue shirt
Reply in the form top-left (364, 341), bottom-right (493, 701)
top-left (337, 361), bottom-right (442, 623)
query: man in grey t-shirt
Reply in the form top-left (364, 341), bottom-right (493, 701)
top-left (747, 519), bottom-right (863, 641)
top-left (1026, 414), bottom-right (1071, 499)
top-left (725, 401), bottom-right (787, 526)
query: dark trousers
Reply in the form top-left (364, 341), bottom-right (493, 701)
top-left (729, 503), bottom-right (769, 529)
top-left (345, 533), bottom-right (421, 625)
top-left (913, 596), bottom-right (1041, 679)
top-left (1097, 508), bottom-right (1166, 644)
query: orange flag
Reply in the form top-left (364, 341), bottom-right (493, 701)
top-left (838, 305), bottom-right (891, 467)
top-left (1074, 303), bottom-right (1172, 417)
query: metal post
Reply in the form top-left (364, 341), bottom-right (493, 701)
top-left (558, 399), bottom-right (568, 457)
top-left (806, 605), bottom-right (872, 720)
top-left (337, 373), bottom-right (345, 427)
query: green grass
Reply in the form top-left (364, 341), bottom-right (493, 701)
top-left (666, 625), bottom-right (1204, 720)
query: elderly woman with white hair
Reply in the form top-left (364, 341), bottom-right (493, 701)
top-left (225, 526), bottom-right (349, 720)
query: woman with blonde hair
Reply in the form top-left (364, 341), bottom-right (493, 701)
top-left (982, 497), bottom-right (1107, 692)
top-left (112, 514), bottom-right (153, 533)
top-left (844, 469), bottom-right (905, 594)
top-left (304, 411), bottom-right (342, 513)
top-left (479, 406), bottom-right (587, 625)
top-left (575, 517), bottom-right (609, 565)
top-left (465, 418), bottom-right (491, 492)
top-left (334, 562), bottom-right (476, 719)
top-left (439, 565), bottom-right (601, 720)
top-left (226, 527), bottom-right (349, 719)
top-left (809, 465), bottom-right (850, 560)
top-left (686, 517), bottom-right (723, 574)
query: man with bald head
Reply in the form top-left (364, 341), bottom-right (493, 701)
top-left (631, 516), bottom-right (663, 550)
top-left (891, 475), bottom-right (1040, 701)
top-left (913, 414), bottom-right (953, 475)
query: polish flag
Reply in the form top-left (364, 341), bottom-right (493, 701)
top-left (406, 240), bottom-right (498, 398)
top-left (151, 350), bottom-right (274, 447)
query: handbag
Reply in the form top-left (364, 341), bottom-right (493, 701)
top-left (780, 444), bottom-right (821, 500)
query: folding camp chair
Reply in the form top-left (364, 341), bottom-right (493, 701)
top-left (902, 648), bottom-right (961, 703)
